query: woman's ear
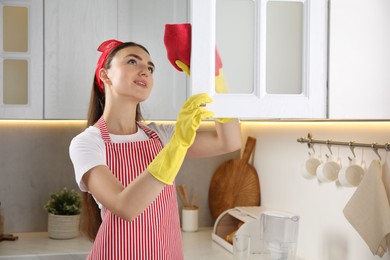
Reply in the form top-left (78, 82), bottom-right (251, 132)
top-left (99, 69), bottom-right (111, 86)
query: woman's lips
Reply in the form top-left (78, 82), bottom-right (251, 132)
top-left (134, 80), bottom-right (147, 87)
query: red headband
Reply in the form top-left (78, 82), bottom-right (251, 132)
top-left (95, 39), bottom-right (123, 93)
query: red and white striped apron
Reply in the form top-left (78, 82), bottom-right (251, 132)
top-left (88, 118), bottom-right (183, 260)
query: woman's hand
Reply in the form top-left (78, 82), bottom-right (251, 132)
top-left (147, 93), bottom-right (214, 184)
top-left (174, 93), bottom-right (214, 147)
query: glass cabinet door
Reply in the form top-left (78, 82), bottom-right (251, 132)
top-left (0, 0), bottom-right (43, 119)
top-left (190, 0), bottom-right (328, 119)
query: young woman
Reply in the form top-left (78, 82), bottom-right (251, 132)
top-left (69, 39), bottom-right (241, 259)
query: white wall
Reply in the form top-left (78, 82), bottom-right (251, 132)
top-left (241, 121), bottom-right (390, 260)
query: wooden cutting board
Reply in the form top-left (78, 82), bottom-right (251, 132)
top-left (208, 136), bottom-right (261, 221)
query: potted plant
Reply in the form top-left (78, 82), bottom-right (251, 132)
top-left (44, 187), bottom-right (81, 239)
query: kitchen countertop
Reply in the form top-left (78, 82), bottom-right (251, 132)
top-left (0, 231), bottom-right (90, 260)
top-left (0, 228), bottom-right (303, 260)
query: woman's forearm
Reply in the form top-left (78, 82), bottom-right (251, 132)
top-left (84, 166), bottom-right (165, 222)
top-left (187, 118), bottom-right (242, 158)
top-left (215, 118), bottom-right (242, 152)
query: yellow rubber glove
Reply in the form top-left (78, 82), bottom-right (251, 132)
top-left (176, 60), bottom-right (229, 94)
top-left (147, 93), bottom-right (214, 184)
top-left (215, 117), bottom-right (234, 123)
top-left (215, 68), bottom-right (228, 94)
top-left (175, 60), bottom-right (190, 77)
top-left (214, 68), bottom-right (233, 123)
top-left (176, 60), bottom-right (232, 123)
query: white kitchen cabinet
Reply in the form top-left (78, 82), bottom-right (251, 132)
top-left (44, 0), bottom-right (188, 120)
top-left (0, 0), bottom-right (43, 119)
top-left (328, 0), bottom-right (390, 119)
top-left (190, 0), bottom-right (328, 119)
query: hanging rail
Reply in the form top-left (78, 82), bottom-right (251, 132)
top-left (297, 133), bottom-right (390, 152)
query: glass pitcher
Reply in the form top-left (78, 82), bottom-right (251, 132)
top-left (260, 210), bottom-right (300, 260)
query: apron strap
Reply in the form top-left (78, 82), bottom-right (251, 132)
top-left (136, 122), bottom-right (161, 140)
top-left (97, 117), bottom-right (111, 143)
top-left (98, 117), bottom-right (161, 143)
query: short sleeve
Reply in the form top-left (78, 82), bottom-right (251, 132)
top-left (69, 127), bottom-right (106, 191)
top-left (147, 122), bottom-right (175, 145)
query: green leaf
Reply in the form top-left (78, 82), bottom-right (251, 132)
top-left (44, 187), bottom-right (81, 215)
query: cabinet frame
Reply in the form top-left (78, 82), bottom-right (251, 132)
top-left (190, 0), bottom-right (328, 119)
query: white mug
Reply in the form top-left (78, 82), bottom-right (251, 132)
top-left (302, 153), bottom-right (321, 179)
top-left (316, 155), bottom-right (341, 182)
top-left (338, 158), bottom-right (366, 187)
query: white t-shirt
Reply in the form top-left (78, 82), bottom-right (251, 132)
top-left (69, 122), bottom-right (174, 192)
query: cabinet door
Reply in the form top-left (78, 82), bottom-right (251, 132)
top-left (0, 0), bottom-right (43, 119)
top-left (45, 0), bottom-right (188, 120)
top-left (44, 0), bottom-right (118, 119)
top-left (328, 0), bottom-right (390, 119)
top-left (190, 0), bottom-right (328, 119)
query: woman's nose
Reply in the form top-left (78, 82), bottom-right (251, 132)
top-left (139, 64), bottom-right (150, 76)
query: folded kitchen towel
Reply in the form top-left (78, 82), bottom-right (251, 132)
top-left (343, 159), bottom-right (390, 257)
top-left (382, 160), bottom-right (390, 209)
top-left (382, 160), bottom-right (390, 252)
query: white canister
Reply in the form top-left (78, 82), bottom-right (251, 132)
top-left (181, 206), bottom-right (199, 232)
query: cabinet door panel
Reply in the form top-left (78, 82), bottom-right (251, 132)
top-left (328, 0), bottom-right (390, 119)
top-left (44, 0), bottom-right (117, 119)
top-left (123, 0), bottom-right (188, 120)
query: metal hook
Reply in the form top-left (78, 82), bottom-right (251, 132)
top-left (306, 133), bottom-right (314, 153)
top-left (312, 145), bottom-right (316, 154)
top-left (326, 140), bottom-right (333, 155)
top-left (385, 142), bottom-right (390, 152)
top-left (371, 143), bottom-right (382, 160)
top-left (348, 141), bottom-right (356, 161)
top-left (307, 142), bottom-right (314, 152)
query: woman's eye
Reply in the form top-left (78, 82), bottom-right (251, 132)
top-left (148, 67), bottom-right (155, 74)
top-left (128, 59), bottom-right (137, 65)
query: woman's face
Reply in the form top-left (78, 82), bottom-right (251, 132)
top-left (105, 46), bottom-right (155, 103)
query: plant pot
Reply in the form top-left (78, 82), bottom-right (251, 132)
top-left (48, 213), bottom-right (80, 239)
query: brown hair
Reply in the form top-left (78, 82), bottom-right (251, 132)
top-left (81, 42), bottom-right (149, 241)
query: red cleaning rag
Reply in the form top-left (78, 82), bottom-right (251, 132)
top-left (163, 23), bottom-right (223, 77)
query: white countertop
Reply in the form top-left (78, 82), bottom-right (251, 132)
top-left (0, 231), bottom-right (90, 259)
top-left (182, 228), bottom-right (232, 260)
top-left (0, 228), bottom-right (231, 260)
top-left (0, 228), bottom-right (303, 260)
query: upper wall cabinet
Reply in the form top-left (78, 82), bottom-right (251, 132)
top-left (190, 0), bottom-right (328, 119)
top-left (0, 0), bottom-right (43, 119)
top-left (328, 0), bottom-right (390, 119)
top-left (45, 0), bottom-right (188, 120)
